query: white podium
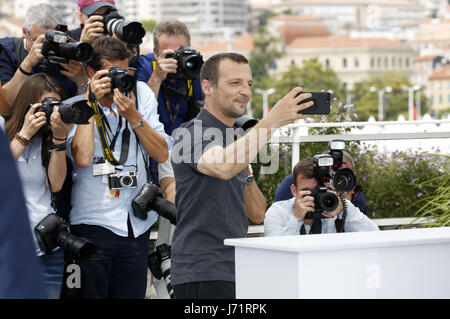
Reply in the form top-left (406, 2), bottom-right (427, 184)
top-left (224, 227), bottom-right (450, 299)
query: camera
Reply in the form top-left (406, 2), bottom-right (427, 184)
top-left (148, 244), bottom-right (174, 298)
top-left (132, 183), bottom-right (177, 225)
top-left (101, 10), bottom-right (146, 46)
top-left (304, 154), bottom-right (340, 219)
top-left (27, 97), bottom-right (94, 135)
top-left (328, 140), bottom-right (356, 193)
top-left (34, 213), bottom-right (97, 262)
top-left (108, 67), bottom-right (136, 94)
top-left (108, 171), bottom-right (137, 189)
top-left (40, 27), bottom-right (93, 72)
top-left (166, 46), bottom-right (204, 80)
top-left (305, 140), bottom-right (357, 219)
top-left (235, 115), bottom-right (258, 132)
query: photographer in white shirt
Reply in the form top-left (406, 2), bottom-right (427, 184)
top-left (264, 158), bottom-right (379, 236)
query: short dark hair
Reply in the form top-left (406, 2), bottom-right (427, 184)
top-left (292, 158), bottom-right (314, 187)
top-left (87, 36), bottom-right (131, 71)
top-left (200, 52), bottom-right (249, 87)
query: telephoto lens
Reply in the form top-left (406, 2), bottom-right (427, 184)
top-left (331, 168), bottom-right (356, 193)
top-left (102, 11), bottom-right (146, 45)
top-left (34, 213), bottom-right (97, 263)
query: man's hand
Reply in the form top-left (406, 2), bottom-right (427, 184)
top-left (89, 69), bottom-right (110, 100)
top-left (113, 89), bottom-right (141, 124)
top-left (58, 60), bottom-right (89, 88)
top-left (293, 190), bottom-right (315, 222)
top-left (264, 87), bottom-right (314, 128)
top-left (21, 34), bottom-right (45, 73)
top-left (80, 15), bottom-right (104, 44)
top-left (152, 49), bottom-right (178, 83)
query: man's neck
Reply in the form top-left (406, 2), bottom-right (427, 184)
top-left (204, 103), bottom-right (235, 128)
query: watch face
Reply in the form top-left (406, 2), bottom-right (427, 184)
top-left (246, 175), bottom-right (254, 185)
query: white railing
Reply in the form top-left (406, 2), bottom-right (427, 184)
top-left (267, 118), bottom-right (450, 169)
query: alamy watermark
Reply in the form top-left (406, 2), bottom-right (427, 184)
top-left (171, 120), bottom-right (280, 174)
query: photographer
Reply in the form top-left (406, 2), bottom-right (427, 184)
top-left (274, 150), bottom-right (367, 214)
top-left (264, 158), bottom-right (378, 236)
top-left (170, 52), bottom-right (314, 299)
top-left (66, 36), bottom-right (169, 299)
top-left (0, 4), bottom-right (88, 107)
top-left (0, 73), bottom-right (72, 298)
top-left (72, 0), bottom-right (144, 71)
top-left (136, 20), bottom-right (203, 135)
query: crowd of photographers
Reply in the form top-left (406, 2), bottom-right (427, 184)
top-left (0, 0), bottom-right (379, 299)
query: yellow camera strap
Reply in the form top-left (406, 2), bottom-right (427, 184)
top-left (88, 89), bottom-right (130, 166)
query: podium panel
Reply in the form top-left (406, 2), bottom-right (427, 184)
top-left (224, 227), bottom-right (450, 299)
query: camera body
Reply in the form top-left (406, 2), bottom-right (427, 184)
top-left (108, 66), bottom-right (136, 94)
top-left (34, 213), bottom-right (96, 262)
top-left (108, 171), bottom-right (138, 189)
top-left (27, 97), bottom-right (94, 135)
top-left (40, 28), bottom-right (93, 72)
top-left (166, 46), bottom-right (204, 80)
top-left (101, 10), bottom-right (146, 46)
top-left (305, 140), bottom-right (356, 219)
top-left (132, 183), bottom-right (177, 225)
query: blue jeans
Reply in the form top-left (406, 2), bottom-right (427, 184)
top-left (38, 248), bottom-right (64, 299)
top-left (70, 224), bottom-right (150, 299)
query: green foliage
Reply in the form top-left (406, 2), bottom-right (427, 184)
top-left (140, 19), bottom-right (157, 33)
top-left (351, 72), bottom-right (429, 121)
top-left (248, 26), bottom-right (285, 81)
top-left (251, 57), bottom-right (346, 119)
top-left (354, 148), bottom-right (448, 218)
top-left (412, 155), bottom-right (450, 227)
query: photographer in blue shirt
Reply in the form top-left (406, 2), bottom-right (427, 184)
top-left (135, 20), bottom-right (203, 136)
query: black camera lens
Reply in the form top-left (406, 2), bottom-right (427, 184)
top-left (332, 168), bottom-right (356, 192)
top-left (56, 231), bottom-right (97, 263)
top-left (319, 192), bottom-right (339, 211)
top-left (103, 11), bottom-right (145, 45)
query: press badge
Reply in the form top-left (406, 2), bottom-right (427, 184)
top-left (93, 157), bottom-right (116, 176)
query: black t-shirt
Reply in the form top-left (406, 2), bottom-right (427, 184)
top-left (170, 108), bottom-right (247, 285)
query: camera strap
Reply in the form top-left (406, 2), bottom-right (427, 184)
top-left (88, 87), bottom-right (130, 166)
top-left (335, 193), bottom-right (347, 233)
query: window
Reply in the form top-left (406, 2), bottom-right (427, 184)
top-left (439, 94), bottom-right (443, 104)
top-left (325, 59), bottom-right (330, 68)
top-left (343, 58), bottom-right (348, 68)
top-left (354, 58), bottom-right (359, 68)
top-left (406, 57), bottom-right (410, 67)
top-left (370, 57), bottom-right (375, 68)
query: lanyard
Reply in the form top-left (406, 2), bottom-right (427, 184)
top-left (88, 88), bottom-right (130, 166)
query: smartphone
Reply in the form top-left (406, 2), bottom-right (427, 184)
top-left (297, 92), bottom-right (331, 115)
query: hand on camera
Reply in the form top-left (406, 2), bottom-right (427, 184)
top-left (266, 87), bottom-right (314, 128)
top-left (294, 190), bottom-right (315, 222)
top-left (80, 15), bottom-right (104, 44)
top-left (21, 34), bottom-right (45, 73)
top-left (152, 49), bottom-right (178, 82)
top-left (89, 70), bottom-right (110, 100)
top-left (113, 89), bottom-right (140, 124)
top-left (50, 106), bottom-right (73, 139)
top-left (58, 60), bottom-right (89, 88)
top-left (19, 103), bottom-right (47, 140)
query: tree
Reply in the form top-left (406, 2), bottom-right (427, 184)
top-left (248, 26), bottom-right (285, 82)
top-left (140, 19), bottom-right (157, 33)
top-left (351, 73), bottom-right (429, 121)
top-left (251, 57), bottom-right (346, 119)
